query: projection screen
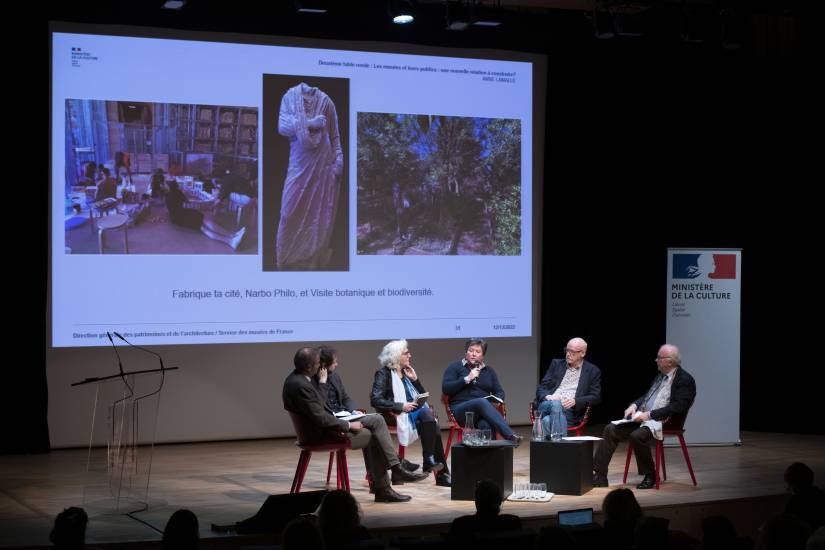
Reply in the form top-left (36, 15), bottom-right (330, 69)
top-left (48, 22), bottom-right (546, 447)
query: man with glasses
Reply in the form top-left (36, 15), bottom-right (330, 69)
top-left (535, 337), bottom-right (602, 437)
top-left (592, 344), bottom-right (696, 489)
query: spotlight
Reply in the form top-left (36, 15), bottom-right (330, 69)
top-left (293, 0), bottom-right (329, 14)
top-left (161, 0), bottom-right (185, 9)
top-left (389, 0), bottom-right (416, 24)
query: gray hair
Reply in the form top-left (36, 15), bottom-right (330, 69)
top-left (378, 339), bottom-right (408, 369)
top-left (662, 344), bottom-right (682, 366)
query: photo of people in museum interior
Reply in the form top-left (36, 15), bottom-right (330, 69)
top-left (63, 99), bottom-right (258, 254)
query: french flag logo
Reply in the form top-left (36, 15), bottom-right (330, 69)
top-left (673, 253), bottom-right (736, 279)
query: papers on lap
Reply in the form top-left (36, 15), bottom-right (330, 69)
top-left (611, 411), bottom-right (644, 425)
top-left (333, 410), bottom-right (372, 421)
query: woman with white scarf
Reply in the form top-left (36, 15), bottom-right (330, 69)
top-left (370, 340), bottom-right (451, 487)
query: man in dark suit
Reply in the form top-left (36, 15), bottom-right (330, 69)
top-left (535, 337), bottom-right (602, 436)
top-left (593, 344), bottom-right (697, 489)
top-left (283, 347), bottom-right (426, 502)
top-left (313, 345), bottom-right (419, 473)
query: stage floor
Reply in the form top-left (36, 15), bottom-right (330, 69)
top-left (2, 429), bottom-right (823, 548)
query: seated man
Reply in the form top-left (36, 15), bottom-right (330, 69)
top-left (313, 345), bottom-right (420, 475)
top-left (535, 337), bottom-right (601, 436)
top-left (592, 344), bottom-right (696, 489)
top-left (442, 338), bottom-right (521, 445)
top-left (283, 347), bottom-right (427, 503)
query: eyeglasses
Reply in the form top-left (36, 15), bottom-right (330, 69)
top-left (564, 348), bottom-right (584, 354)
top-left (655, 355), bottom-right (673, 361)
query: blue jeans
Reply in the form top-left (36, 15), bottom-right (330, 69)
top-left (452, 398), bottom-right (514, 439)
top-left (537, 399), bottom-right (575, 435)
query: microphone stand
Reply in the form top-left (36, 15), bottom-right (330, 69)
top-left (71, 333), bottom-right (178, 514)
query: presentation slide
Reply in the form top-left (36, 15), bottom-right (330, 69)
top-left (52, 29), bottom-right (535, 347)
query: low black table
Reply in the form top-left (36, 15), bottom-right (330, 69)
top-left (529, 439), bottom-right (594, 496)
top-left (450, 441), bottom-right (514, 501)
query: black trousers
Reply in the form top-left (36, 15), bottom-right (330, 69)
top-left (415, 407), bottom-right (447, 468)
top-left (593, 422), bottom-right (655, 476)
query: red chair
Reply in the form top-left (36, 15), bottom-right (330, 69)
top-left (287, 411), bottom-right (352, 493)
top-left (622, 401), bottom-right (697, 490)
top-left (441, 394), bottom-right (507, 460)
top-left (528, 401), bottom-right (592, 437)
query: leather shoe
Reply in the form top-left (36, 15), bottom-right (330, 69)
top-left (422, 455), bottom-right (445, 474)
top-left (391, 465), bottom-right (429, 484)
top-left (505, 434), bottom-right (523, 447)
top-left (592, 472), bottom-right (609, 487)
top-left (636, 474), bottom-right (656, 489)
top-left (374, 485), bottom-right (412, 502)
top-left (435, 472), bottom-right (452, 487)
top-left (401, 458), bottom-right (420, 472)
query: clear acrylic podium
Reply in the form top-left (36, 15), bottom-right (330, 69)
top-left (72, 364), bottom-right (177, 515)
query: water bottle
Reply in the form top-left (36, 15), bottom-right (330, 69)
top-left (532, 414), bottom-right (545, 441)
top-left (464, 411), bottom-right (475, 430)
top-left (550, 408), bottom-right (565, 441)
top-left (463, 411), bottom-right (476, 445)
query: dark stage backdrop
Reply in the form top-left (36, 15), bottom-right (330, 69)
top-left (539, 59), bottom-right (818, 435)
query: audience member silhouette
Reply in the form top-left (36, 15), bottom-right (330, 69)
top-left (161, 509), bottom-right (198, 550)
top-left (50, 507), bottom-right (88, 550)
top-left (698, 515), bottom-right (740, 549)
top-left (785, 462), bottom-right (825, 531)
top-left (602, 488), bottom-right (643, 549)
top-left (317, 490), bottom-right (371, 549)
top-left (282, 517), bottom-right (325, 550)
top-left (449, 479), bottom-right (522, 538)
top-left (757, 514), bottom-right (810, 550)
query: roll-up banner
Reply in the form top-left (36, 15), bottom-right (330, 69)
top-left (666, 248), bottom-right (742, 445)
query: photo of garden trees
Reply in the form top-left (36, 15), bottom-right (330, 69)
top-left (357, 113), bottom-right (521, 256)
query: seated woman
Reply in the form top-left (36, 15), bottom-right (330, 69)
top-left (94, 168), bottom-right (118, 201)
top-left (442, 338), bottom-right (522, 445)
top-left (165, 180), bottom-right (245, 250)
top-left (371, 339), bottom-right (451, 487)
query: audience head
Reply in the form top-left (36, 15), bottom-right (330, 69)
top-left (293, 347), bottom-right (320, 376)
top-left (474, 479), bottom-right (503, 516)
top-left (378, 340), bottom-right (408, 369)
top-left (318, 346), bottom-right (338, 371)
top-left (785, 462), bottom-right (815, 494)
top-left (701, 515), bottom-right (737, 548)
top-left (757, 514), bottom-right (810, 550)
top-left (603, 488), bottom-right (643, 526)
top-left (282, 517), bottom-right (325, 550)
top-left (318, 490), bottom-right (361, 539)
top-left (50, 507), bottom-right (88, 549)
top-left (634, 516), bottom-right (669, 550)
top-left (161, 509), bottom-right (199, 550)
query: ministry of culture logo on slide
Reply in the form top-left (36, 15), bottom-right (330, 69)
top-left (71, 47), bottom-right (99, 67)
top-left (673, 253), bottom-right (736, 280)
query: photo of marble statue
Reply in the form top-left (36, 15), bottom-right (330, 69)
top-left (262, 75), bottom-right (349, 271)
